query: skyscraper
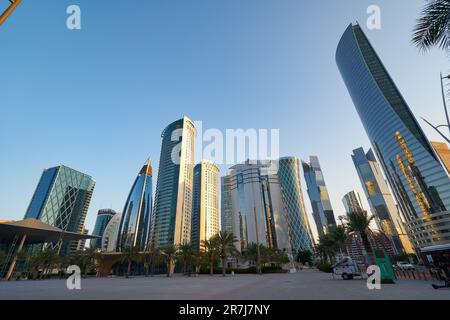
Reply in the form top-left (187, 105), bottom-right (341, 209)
top-left (91, 209), bottom-right (116, 248)
top-left (337, 23), bottom-right (450, 249)
top-left (152, 116), bottom-right (196, 246)
top-left (351, 147), bottom-right (414, 254)
top-left (278, 157), bottom-right (314, 252)
top-left (191, 160), bottom-right (219, 249)
top-left (116, 159), bottom-right (152, 251)
top-left (101, 212), bottom-right (121, 252)
top-left (342, 190), bottom-right (364, 215)
top-left (222, 160), bottom-right (291, 253)
top-left (221, 175), bottom-right (233, 234)
top-left (24, 165), bottom-right (95, 255)
top-left (302, 156), bottom-right (337, 238)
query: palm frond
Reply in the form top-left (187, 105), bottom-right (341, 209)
top-left (412, 0), bottom-right (450, 51)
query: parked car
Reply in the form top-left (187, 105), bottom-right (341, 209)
top-left (332, 257), bottom-right (363, 280)
top-left (395, 261), bottom-right (415, 271)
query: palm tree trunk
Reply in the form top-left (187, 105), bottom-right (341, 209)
top-left (210, 261), bottom-right (214, 275)
top-left (222, 257), bottom-right (227, 277)
top-left (127, 261), bottom-right (131, 278)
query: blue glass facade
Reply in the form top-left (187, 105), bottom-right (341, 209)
top-left (337, 24), bottom-right (450, 248)
top-left (278, 157), bottom-right (314, 252)
top-left (90, 209), bottom-right (116, 248)
top-left (302, 156), bottom-right (337, 238)
top-left (151, 116), bottom-right (196, 246)
top-left (24, 165), bottom-right (95, 255)
top-left (116, 160), bottom-right (152, 251)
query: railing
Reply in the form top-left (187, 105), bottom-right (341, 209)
top-left (394, 269), bottom-right (443, 281)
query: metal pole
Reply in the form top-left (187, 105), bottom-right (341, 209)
top-left (440, 73), bottom-right (450, 138)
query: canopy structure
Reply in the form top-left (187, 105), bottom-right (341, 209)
top-left (0, 219), bottom-right (99, 281)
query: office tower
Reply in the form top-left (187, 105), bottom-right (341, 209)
top-left (342, 190), bottom-right (364, 215)
top-left (431, 141), bottom-right (450, 174)
top-left (76, 229), bottom-right (89, 251)
top-left (101, 213), bottom-right (121, 252)
top-left (222, 160), bottom-right (293, 253)
top-left (221, 175), bottom-right (233, 234)
top-left (24, 165), bottom-right (95, 255)
top-left (191, 161), bottom-right (219, 249)
top-left (152, 116), bottom-right (196, 246)
top-left (116, 159), bottom-right (153, 251)
top-left (351, 147), bottom-right (414, 254)
top-left (278, 157), bottom-right (314, 252)
top-left (90, 209), bottom-right (116, 248)
top-left (302, 156), bottom-right (337, 238)
top-left (337, 23), bottom-right (450, 249)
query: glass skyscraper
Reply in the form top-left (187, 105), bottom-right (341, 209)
top-left (116, 159), bottom-right (152, 251)
top-left (342, 190), bottom-right (364, 215)
top-left (151, 116), bottom-right (196, 246)
top-left (302, 156), bottom-right (337, 238)
top-left (91, 209), bottom-right (117, 248)
top-left (351, 147), bottom-right (414, 254)
top-left (278, 157), bottom-right (314, 252)
top-left (337, 23), bottom-right (450, 249)
top-left (191, 160), bottom-right (219, 249)
top-left (24, 165), bottom-right (95, 255)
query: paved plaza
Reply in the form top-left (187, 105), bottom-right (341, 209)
top-left (1, 269), bottom-right (449, 300)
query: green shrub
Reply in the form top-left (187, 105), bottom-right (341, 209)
top-left (315, 262), bottom-right (333, 273)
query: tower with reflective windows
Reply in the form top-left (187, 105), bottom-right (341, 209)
top-left (337, 23), bottom-right (450, 249)
top-left (151, 116), bottom-right (196, 246)
top-left (351, 147), bottom-right (414, 254)
top-left (91, 209), bottom-right (116, 248)
top-left (116, 159), bottom-right (152, 251)
top-left (302, 156), bottom-right (337, 238)
top-left (24, 165), bottom-right (95, 255)
top-left (278, 157), bottom-right (314, 252)
top-left (342, 190), bottom-right (364, 215)
top-left (191, 160), bottom-right (219, 249)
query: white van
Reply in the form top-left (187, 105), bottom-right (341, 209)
top-left (332, 257), bottom-right (362, 280)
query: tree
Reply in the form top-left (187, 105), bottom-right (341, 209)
top-left (331, 225), bottom-right (348, 257)
top-left (346, 210), bottom-right (375, 265)
top-left (178, 243), bottom-right (196, 275)
top-left (142, 242), bottom-right (159, 277)
top-left (201, 238), bottom-right (219, 275)
top-left (316, 233), bottom-right (338, 263)
top-left (82, 247), bottom-right (102, 277)
top-left (120, 246), bottom-right (140, 278)
top-left (412, 0), bottom-right (450, 53)
top-left (296, 250), bottom-right (313, 265)
top-left (213, 231), bottom-right (239, 276)
top-left (160, 243), bottom-right (178, 277)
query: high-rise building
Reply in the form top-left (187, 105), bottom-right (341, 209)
top-left (24, 165), bottom-right (95, 255)
top-left (278, 157), bottom-right (314, 252)
top-left (222, 160), bottom-right (292, 253)
top-left (337, 23), bottom-right (450, 249)
top-left (101, 212), bottom-right (121, 252)
top-left (302, 156), bottom-right (337, 238)
top-left (431, 141), bottom-right (450, 174)
top-left (116, 159), bottom-right (153, 251)
top-left (77, 228), bottom-right (89, 251)
top-left (221, 175), bottom-right (233, 234)
top-left (151, 116), bottom-right (196, 246)
top-left (351, 147), bottom-right (414, 254)
top-left (342, 190), bottom-right (364, 215)
top-left (191, 160), bottom-right (219, 249)
top-left (91, 209), bottom-right (116, 248)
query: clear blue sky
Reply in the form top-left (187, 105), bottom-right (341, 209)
top-left (1, 0), bottom-right (449, 239)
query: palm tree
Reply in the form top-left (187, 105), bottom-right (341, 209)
top-left (142, 242), bottom-right (159, 277)
top-left (412, 0), bottom-right (450, 53)
top-left (201, 238), bottom-right (219, 275)
top-left (120, 246), bottom-right (140, 278)
top-left (160, 243), bottom-right (178, 277)
top-left (82, 247), bottom-right (103, 277)
top-left (346, 210), bottom-right (375, 265)
top-left (332, 225), bottom-right (348, 258)
top-left (213, 231), bottom-right (239, 277)
top-left (178, 243), bottom-right (195, 275)
top-left (316, 234), bottom-right (337, 263)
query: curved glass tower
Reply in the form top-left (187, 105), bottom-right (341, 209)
top-left (151, 116), bottom-right (196, 246)
top-left (336, 23), bottom-right (450, 249)
top-left (278, 157), bottom-right (314, 252)
top-left (91, 209), bottom-right (116, 248)
top-left (116, 159), bottom-right (152, 251)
